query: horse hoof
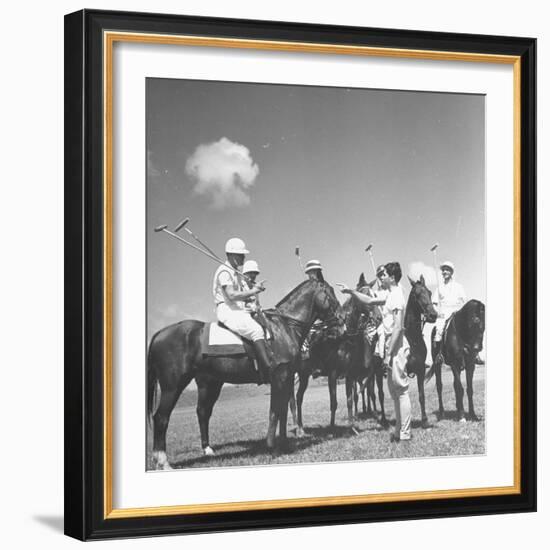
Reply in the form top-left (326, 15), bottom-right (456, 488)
top-left (470, 414), bottom-right (480, 422)
top-left (295, 427), bottom-right (306, 438)
top-left (152, 451), bottom-right (172, 471)
top-left (203, 446), bottom-right (215, 456)
top-left (421, 420), bottom-right (432, 429)
top-left (459, 417), bottom-right (467, 423)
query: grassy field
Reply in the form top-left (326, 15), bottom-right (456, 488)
top-left (146, 366), bottom-right (485, 470)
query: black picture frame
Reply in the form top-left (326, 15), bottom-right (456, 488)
top-left (64, 9), bottom-right (536, 541)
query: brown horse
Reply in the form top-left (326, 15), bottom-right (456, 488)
top-left (289, 273), bottom-right (387, 435)
top-left (404, 275), bottom-right (438, 427)
top-left (429, 299), bottom-right (485, 421)
top-left (147, 279), bottom-right (344, 470)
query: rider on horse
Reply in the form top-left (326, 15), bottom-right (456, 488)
top-left (432, 260), bottom-right (484, 367)
top-left (213, 238), bottom-right (274, 384)
top-left (432, 260), bottom-right (466, 366)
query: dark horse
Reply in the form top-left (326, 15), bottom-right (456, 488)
top-left (289, 273), bottom-right (387, 434)
top-left (404, 275), bottom-right (438, 427)
top-left (430, 299), bottom-right (485, 421)
top-left (147, 279), bottom-right (344, 470)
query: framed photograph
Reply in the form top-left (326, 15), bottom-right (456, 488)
top-left (64, 9), bottom-right (536, 540)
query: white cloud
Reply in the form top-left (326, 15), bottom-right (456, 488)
top-left (408, 261), bottom-right (438, 288)
top-left (185, 137), bottom-right (259, 209)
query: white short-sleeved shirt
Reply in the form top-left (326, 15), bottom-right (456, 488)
top-left (433, 280), bottom-right (466, 317)
top-left (381, 284), bottom-right (405, 334)
top-left (213, 262), bottom-right (246, 310)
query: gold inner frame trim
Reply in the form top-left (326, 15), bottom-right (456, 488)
top-left (103, 30), bottom-right (522, 520)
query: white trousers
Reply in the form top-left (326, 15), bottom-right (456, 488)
top-left (387, 341), bottom-right (411, 441)
top-left (216, 303), bottom-right (264, 341)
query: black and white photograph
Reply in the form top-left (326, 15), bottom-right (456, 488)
top-left (146, 78), bottom-right (486, 471)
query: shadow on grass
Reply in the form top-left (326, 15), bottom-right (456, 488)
top-left (171, 424), bottom-right (363, 468)
top-left (431, 409), bottom-right (484, 422)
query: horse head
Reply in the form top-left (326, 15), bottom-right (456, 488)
top-left (275, 279), bottom-right (345, 336)
top-left (312, 280), bottom-right (346, 336)
top-left (407, 274), bottom-right (437, 323)
top-left (460, 299), bottom-right (485, 354)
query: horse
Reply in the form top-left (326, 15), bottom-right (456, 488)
top-left (403, 275), bottom-right (438, 427)
top-left (429, 299), bottom-right (485, 421)
top-left (147, 278), bottom-right (344, 470)
top-left (289, 273), bottom-right (387, 435)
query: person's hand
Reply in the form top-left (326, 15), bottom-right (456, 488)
top-left (336, 283), bottom-right (352, 294)
top-left (254, 280), bottom-right (267, 293)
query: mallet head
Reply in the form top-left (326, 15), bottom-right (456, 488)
top-left (174, 217), bottom-right (190, 233)
top-left (365, 243), bottom-right (373, 252)
top-left (154, 224), bottom-right (168, 232)
top-left (430, 243), bottom-right (439, 252)
top-left (295, 246), bottom-right (300, 256)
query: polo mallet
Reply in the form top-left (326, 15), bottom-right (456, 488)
top-left (365, 243), bottom-right (381, 290)
top-left (365, 243), bottom-right (377, 278)
top-left (174, 217), bottom-right (218, 259)
top-left (295, 246), bottom-right (304, 273)
top-left (430, 242), bottom-right (441, 294)
top-left (154, 224), bottom-right (255, 284)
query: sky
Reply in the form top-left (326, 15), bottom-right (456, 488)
top-left (146, 78), bottom-right (485, 341)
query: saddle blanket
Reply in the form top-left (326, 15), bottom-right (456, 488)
top-left (202, 322), bottom-right (247, 356)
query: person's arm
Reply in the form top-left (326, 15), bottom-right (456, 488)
top-left (337, 284), bottom-right (386, 306)
top-left (224, 283), bottom-right (264, 301)
top-left (219, 270), bottom-right (265, 301)
top-left (387, 308), bottom-right (404, 360)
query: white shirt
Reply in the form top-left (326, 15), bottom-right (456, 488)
top-left (381, 284), bottom-right (405, 334)
top-left (433, 279), bottom-right (466, 318)
top-left (212, 262), bottom-right (246, 310)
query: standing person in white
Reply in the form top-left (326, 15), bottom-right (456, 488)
top-left (338, 262), bottom-right (411, 442)
top-left (213, 238), bottom-right (273, 383)
top-left (432, 260), bottom-right (466, 366)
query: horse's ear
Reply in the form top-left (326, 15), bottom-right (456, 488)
top-left (419, 273), bottom-right (425, 286)
top-left (407, 275), bottom-right (415, 287)
top-left (357, 272), bottom-right (367, 289)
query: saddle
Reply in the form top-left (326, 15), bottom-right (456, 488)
top-left (201, 320), bottom-right (273, 359)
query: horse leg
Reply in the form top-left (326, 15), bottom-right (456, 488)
top-left (434, 362), bottom-right (445, 421)
top-left (452, 366), bottom-right (466, 422)
top-left (267, 365), bottom-right (291, 451)
top-left (295, 372), bottom-right (309, 437)
top-left (288, 375), bottom-right (298, 430)
top-left (417, 368), bottom-right (430, 428)
top-left (353, 381), bottom-right (359, 419)
top-left (465, 360), bottom-right (479, 421)
top-left (278, 367), bottom-right (294, 449)
top-left (345, 376), bottom-right (355, 427)
top-left (329, 371), bottom-right (339, 428)
top-left (152, 374), bottom-right (192, 470)
top-left (363, 382), bottom-right (369, 416)
top-left (376, 364), bottom-right (388, 428)
top-left (196, 378), bottom-right (223, 456)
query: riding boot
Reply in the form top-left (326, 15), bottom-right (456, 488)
top-left (252, 339), bottom-right (275, 385)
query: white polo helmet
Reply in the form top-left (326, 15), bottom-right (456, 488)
top-left (225, 237), bottom-right (249, 255)
top-left (242, 260), bottom-right (259, 274)
top-left (304, 259), bottom-right (323, 273)
top-left (440, 260), bottom-right (455, 273)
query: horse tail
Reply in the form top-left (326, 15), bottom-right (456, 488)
top-left (147, 333), bottom-right (160, 427)
top-left (425, 363), bottom-right (435, 384)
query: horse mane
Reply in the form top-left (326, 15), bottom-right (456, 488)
top-left (275, 279), bottom-right (312, 308)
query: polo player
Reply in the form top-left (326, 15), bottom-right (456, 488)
top-left (213, 238), bottom-right (274, 383)
top-left (432, 260), bottom-right (466, 365)
top-left (304, 259), bottom-right (324, 282)
top-left (242, 260), bottom-right (261, 314)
